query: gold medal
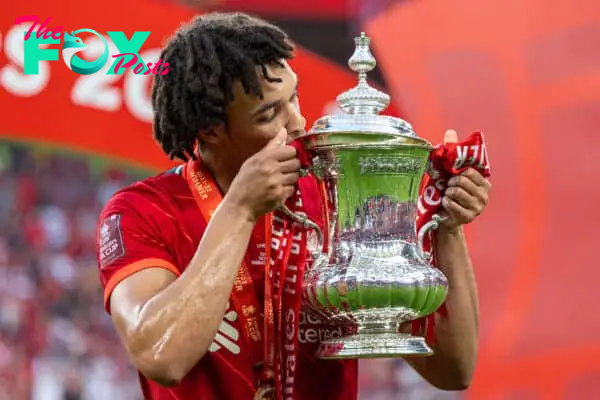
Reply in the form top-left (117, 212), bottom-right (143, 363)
top-left (253, 384), bottom-right (275, 400)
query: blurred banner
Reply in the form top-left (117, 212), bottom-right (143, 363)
top-left (2, 0), bottom-right (600, 398)
top-left (0, 0), bottom-right (369, 171)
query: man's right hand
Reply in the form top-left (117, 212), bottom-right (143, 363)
top-left (226, 128), bottom-right (301, 221)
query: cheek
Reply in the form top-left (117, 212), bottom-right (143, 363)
top-left (255, 122), bottom-right (284, 143)
top-left (237, 125), bottom-right (280, 156)
top-left (230, 118), bottom-right (284, 155)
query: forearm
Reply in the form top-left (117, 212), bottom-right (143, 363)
top-left (407, 226), bottom-right (479, 389)
top-left (131, 197), bottom-right (256, 381)
top-left (433, 225), bottom-right (479, 371)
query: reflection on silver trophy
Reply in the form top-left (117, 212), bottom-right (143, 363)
top-left (281, 32), bottom-right (448, 359)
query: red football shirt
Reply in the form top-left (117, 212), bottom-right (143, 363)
top-left (96, 167), bottom-right (358, 400)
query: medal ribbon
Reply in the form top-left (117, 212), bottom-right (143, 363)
top-left (270, 207), bottom-right (308, 399)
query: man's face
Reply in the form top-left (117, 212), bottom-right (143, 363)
top-left (207, 60), bottom-right (305, 169)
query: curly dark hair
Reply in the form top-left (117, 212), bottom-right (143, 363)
top-left (151, 12), bottom-right (295, 161)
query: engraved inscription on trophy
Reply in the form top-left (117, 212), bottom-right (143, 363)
top-left (358, 156), bottom-right (422, 175)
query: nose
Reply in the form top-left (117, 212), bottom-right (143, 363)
top-left (285, 102), bottom-right (306, 142)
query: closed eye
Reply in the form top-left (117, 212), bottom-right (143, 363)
top-left (255, 87), bottom-right (299, 124)
top-left (257, 108), bottom-right (278, 124)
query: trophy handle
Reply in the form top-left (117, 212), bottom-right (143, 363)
top-left (417, 214), bottom-right (447, 261)
top-left (277, 204), bottom-right (324, 259)
top-left (299, 167), bottom-right (311, 177)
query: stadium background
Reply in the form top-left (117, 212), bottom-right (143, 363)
top-left (1, 0), bottom-right (600, 398)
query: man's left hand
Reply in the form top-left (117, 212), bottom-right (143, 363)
top-left (440, 130), bottom-right (491, 230)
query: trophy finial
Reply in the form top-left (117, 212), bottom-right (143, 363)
top-left (348, 32), bottom-right (376, 74)
top-left (336, 32), bottom-right (390, 115)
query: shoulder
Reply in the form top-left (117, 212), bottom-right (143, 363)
top-left (97, 167), bottom-right (194, 244)
top-left (95, 167), bottom-right (191, 276)
top-left (101, 166), bottom-right (188, 218)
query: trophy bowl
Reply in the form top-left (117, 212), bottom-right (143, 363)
top-left (283, 33), bottom-right (449, 359)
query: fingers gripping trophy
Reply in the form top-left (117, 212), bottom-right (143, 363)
top-left (281, 33), bottom-right (449, 359)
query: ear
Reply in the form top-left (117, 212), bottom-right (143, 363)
top-left (197, 125), bottom-right (225, 145)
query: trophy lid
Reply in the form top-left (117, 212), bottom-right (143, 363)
top-left (304, 33), bottom-right (431, 149)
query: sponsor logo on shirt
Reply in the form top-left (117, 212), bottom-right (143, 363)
top-left (98, 214), bottom-right (125, 267)
top-left (209, 303), bottom-right (241, 355)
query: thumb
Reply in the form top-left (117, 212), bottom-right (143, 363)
top-left (443, 129), bottom-right (459, 144)
top-left (264, 128), bottom-right (288, 150)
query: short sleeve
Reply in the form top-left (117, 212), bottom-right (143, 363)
top-left (96, 188), bottom-right (181, 313)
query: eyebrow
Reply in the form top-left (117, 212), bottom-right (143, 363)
top-left (250, 83), bottom-right (298, 117)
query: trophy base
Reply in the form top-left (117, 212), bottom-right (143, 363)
top-left (316, 332), bottom-right (433, 359)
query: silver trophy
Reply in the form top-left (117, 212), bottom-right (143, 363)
top-left (281, 33), bottom-right (448, 359)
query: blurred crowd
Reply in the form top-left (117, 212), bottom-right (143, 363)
top-left (0, 142), bottom-right (143, 400)
top-left (0, 141), bottom-right (456, 400)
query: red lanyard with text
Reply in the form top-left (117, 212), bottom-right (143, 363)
top-left (183, 159), bottom-right (278, 397)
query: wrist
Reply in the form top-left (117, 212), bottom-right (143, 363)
top-left (221, 194), bottom-right (258, 224)
top-left (438, 224), bottom-right (464, 238)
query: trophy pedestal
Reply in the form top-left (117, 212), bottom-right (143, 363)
top-left (316, 332), bottom-right (433, 359)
